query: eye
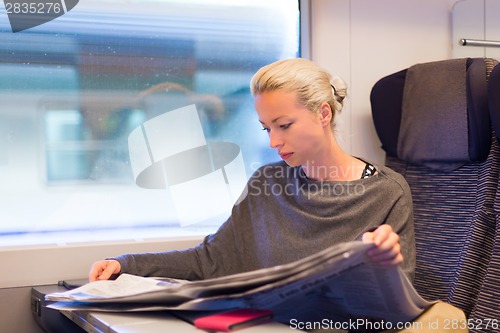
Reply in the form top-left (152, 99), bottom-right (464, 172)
top-left (261, 127), bottom-right (270, 133)
top-left (280, 123), bottom-right (292, 129)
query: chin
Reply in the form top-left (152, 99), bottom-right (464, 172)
top-left (283, 158), bottom-right (300, 167)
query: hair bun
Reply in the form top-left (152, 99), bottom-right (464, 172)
top-left (331, 76), bottom-right (347, 112)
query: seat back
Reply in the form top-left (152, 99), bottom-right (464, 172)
top-left (370, 58), bottom-right (499, 318)
top-left (466, 63), bottom-right (500, 331)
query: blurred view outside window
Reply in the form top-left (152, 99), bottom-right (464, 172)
top-left (0, 0), bottom-right (301, 246)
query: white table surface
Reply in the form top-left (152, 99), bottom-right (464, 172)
top-left (61, 309), bottom-right (305, 333)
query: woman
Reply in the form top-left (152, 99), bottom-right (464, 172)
top-left (89, 58), bottom-right (415, 283)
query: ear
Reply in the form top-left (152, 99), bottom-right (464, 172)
top-left (319, 102), bottom-right (332, 127)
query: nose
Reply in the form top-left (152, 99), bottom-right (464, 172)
top-left (268, 129), bottom-right (283, 149)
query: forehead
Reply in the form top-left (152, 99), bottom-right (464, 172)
top-left (255, 90), bottom-right (311, 123)
top-left (254, 90), bottom-right (301, 111)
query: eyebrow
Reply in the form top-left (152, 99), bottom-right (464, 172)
top-left (259, 116), bottom-right (286, 126)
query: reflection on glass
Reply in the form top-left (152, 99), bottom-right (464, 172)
top-left (0, 0), bottom-right (300, 245)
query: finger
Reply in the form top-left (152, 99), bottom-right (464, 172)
top-left (89, 271), bottom-right (97, 282)
top-left (370, 229), bottom-right (399, 252)
top-left (371, 224), bottom-right (394, 246)
top-left (88, 262), bottom-right (105, 282)
top-left (97, 264), bottom-right (114, 281)
top-left (89, 261), bottom-right (112, 282)
top-left (368, 239), bottom-right (401, 261)
top-left (369, 241), bottom-right (401, 261)
top-left (98, 261), bottom-right (120, 281)
top-left (369, 230), bottom-right (400, 254)
top-left (369, 237), bottom-right (403, 266)
top-left (362, 231), bottom-right (375, 243)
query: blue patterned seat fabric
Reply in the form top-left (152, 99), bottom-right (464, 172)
top-left (467, 62), bottom-right (500, 331)
top-left (370, 57), bottom-right (499, 332)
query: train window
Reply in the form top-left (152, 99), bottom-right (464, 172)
top-left (0, 0), bottom-right (302, 246)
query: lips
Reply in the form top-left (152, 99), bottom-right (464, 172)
top-left (279, 152), bottom-right (293, 160)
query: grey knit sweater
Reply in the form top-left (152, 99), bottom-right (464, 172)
top-left (114, 161), bottom-right (415, 282)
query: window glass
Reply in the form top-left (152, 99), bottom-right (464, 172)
top-left (0, 0), bottom-right (301, 246)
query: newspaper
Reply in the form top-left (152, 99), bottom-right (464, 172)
top-left (46, 241), bottom-right (433, 324)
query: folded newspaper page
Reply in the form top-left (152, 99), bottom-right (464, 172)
top-left (47, 241), bottom-right (434, 324)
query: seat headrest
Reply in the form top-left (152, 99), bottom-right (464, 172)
top-left (371, 58), bottom-right (491, 171)
top-left (489, 63), bottom-right (500, 142)
top-left (370, 69), bottom-right (407, 158)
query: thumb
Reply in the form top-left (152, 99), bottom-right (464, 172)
top-left (98, 260), bottom-right (120, 280)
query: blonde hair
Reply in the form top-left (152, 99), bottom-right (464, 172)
top-left (250, 58), bottom-right (347, 126)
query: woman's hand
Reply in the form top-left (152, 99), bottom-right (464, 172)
top-left (88, 259), bottom-right (122, 282)
top-left (362, 224), bottom-right (403, 266)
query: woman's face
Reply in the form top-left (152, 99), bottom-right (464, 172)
top-left (254, 90), bottom-right (331, 167)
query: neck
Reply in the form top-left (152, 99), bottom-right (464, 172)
top-left (301, 141), bottom-right (365, 181)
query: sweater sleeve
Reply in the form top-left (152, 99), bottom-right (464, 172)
top-left (113, 212), bottom-right (242, 280)
top-left (385, 178), bottom-right (416, 282)
top-left (111, 169), bottom-right (264, 281)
